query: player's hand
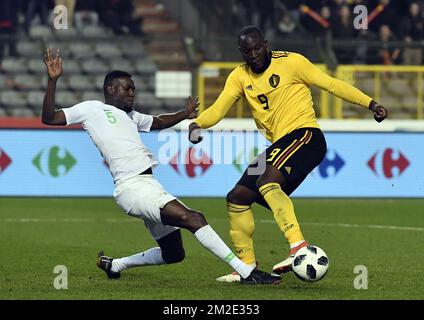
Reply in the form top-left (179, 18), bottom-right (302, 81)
top-left (43, 48), bottom-right (63, 80)
top-left (369, 101), bottom-right (388, 123)
top-left (189, 122), bottom-right (203, 144)
top-left (185, 96), bottom-right (199, 119)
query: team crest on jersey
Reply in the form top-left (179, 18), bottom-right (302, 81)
top-left (269, 74), bottom-right (280, 88)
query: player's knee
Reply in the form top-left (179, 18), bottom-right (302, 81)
top-left (226, 187), bottom-right (254, 205)
top-left (162, 247), bottom-right (185, 264)
top-left (226, 188), bottom-right (242, 204)
top-left (181, 210), bottom-right (207, 231)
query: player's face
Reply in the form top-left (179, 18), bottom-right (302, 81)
top-left (239, 32), bottom-right (269, 73)
top-left (114, 77), bottom-right (135, 111)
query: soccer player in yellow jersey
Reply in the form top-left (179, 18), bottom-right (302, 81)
top-left (189, 25), bottom-right (388, 282)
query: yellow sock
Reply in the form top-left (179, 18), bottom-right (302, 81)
top-left (258, 183), bottom-right (304, 245)
top-left (227, 203), bottom-right (256, 266)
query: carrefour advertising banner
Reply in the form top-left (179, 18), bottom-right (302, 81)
top-left (0, 129), bottom-right (423, 197)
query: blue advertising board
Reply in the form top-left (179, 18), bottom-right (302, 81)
top-left (0, 129), bottom-right (423, 197)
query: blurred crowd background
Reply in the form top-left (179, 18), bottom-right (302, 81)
top-left (204, 0), bottom-right (424, 65)
top-left (0, 0), bottom-right (422, 119)
top-left (0, 0), bottom-right (145, 63)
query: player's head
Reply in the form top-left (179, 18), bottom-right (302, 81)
top-left (103, 70), bottom-right (135, 112)
top-left (238, 25), bottom-right (270, 74)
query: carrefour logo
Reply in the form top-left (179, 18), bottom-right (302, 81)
top-left (318, 150), bottom-right (345, 178)
top-left (367, 148), bottom-right (409, 178)
top-left (0, 148), bottom-right (12, 174)
top-left (32, 146), bottom-right (77, 177)
top-left (169, 147), bottom-right (212, 178)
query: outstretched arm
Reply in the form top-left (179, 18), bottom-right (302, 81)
top-left (42, 48), bottom-right (66, 125)
top-left (319, 74), bottom-right (388, 122)
top-left (189, 69), bottom-right (241, 144)
top-left (188, 93), bottom-right (237, 144)
top-left (295, 54), bottom-right (388, 122)
top-left (150, 96), bottom-right (199, 130)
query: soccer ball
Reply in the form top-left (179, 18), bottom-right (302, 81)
top-left (292, 245), bottom-right (329, 282)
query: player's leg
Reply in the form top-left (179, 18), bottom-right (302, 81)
top-left (97, 174), bottom-right (184, 279)
top-left (156, 229), bottom-right (185, 264)
top-left (225, 152), bottom-right (272, 267)
top-left (217, 152), bottom-right (275, 283)
top-left (160, 199), bottom-right (280, 284)
top-left (215, 184), bottom-right (258, 282)
top-left (101, 229), bottom-right (185, 277)
top-left (160, 200), bottom-right (255, 277)
top-left (257, 165), bottom-right (305, 248)
top-left (226, 185), bottom-right (258, 267)
top-left (255, 128), bottom-right (327, 274)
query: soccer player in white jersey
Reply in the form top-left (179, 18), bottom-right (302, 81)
top-left (41, 48), bottom-right (281, 285)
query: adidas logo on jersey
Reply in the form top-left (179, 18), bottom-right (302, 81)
top-left (245, 85), bottom-right (253, 90)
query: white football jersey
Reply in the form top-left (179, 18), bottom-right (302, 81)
top-left (62, 100), bottom-right (157, 184)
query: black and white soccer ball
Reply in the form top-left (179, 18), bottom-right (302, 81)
top-left (292, 245), bottom-right (329, 282)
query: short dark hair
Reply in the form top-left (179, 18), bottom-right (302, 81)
top-left (103, 70), bottom-right (132, 95)
top-left (238, 25), bottom-right (264, 41)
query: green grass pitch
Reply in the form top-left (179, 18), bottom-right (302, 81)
top-left (0, 197), bottom-right (423, 300)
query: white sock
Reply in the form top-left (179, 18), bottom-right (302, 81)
top-left (111, 247), bottom-right (165, 273)
top-left (194, 225), bottom-right (254, 279)
top-left (290, 240), bottom-right (306, 249)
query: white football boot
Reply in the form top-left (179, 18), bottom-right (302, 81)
top-left (216, 271), bottom-right (241, 283)
top-left (216, 262), bottom-right (257, 283)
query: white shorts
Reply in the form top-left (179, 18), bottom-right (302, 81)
top-left (113, 174), bottom-right (179, 240)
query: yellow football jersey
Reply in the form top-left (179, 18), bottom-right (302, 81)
top-left (195, 51), bottom-right (373, 142)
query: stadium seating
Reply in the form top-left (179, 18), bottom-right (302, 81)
top-left (69, 42), bottom-right (96, 59)
top-left (1, 58), bottom-right (29, 73)
top-left (67, 75), bottom-right (96, 91)
top-left (27, 90), bottom-right (45, 115)
top-left (80, 25), bottom-right (111, 39)
top-left (0, 0), bottom-right (193, 118)
top-left (0, 91), bottom-right (27, 109)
